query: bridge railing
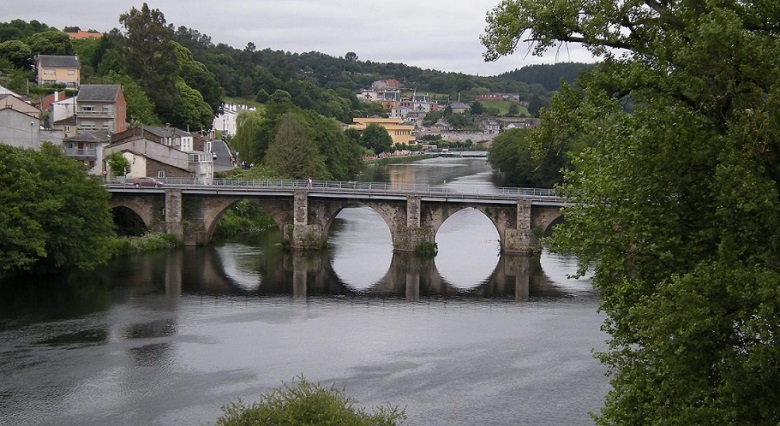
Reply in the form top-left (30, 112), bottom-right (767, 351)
top-left (107, 177), bottom-right (563, 202)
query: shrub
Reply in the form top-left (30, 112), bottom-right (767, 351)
top-left (214, 376), bottom-right (406, 426)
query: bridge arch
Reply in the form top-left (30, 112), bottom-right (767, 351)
top-left (531, 205), bottom-right (565, 236)
top-left (108, 194), bottom-right (164, 232)
top-left (194, 196), bottom-right (295, 245)
top-left (420, 202), bottom-right (517, 252)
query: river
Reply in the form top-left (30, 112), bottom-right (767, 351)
top-left (0, 156), bottom-right (610, 426)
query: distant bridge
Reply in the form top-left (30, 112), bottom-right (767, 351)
top-left (107, 178), bottom-right (567, 255)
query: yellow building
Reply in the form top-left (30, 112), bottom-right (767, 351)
top-left (349, 117), bottom-right (415, 145)
top-left (36, 55), bottom-right (80, 88)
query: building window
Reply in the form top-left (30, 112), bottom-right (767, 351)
top-left (44, 69), bottom-right (55, 75)
top-left (67, 70), bottom-right (75, 75)
top-left (157, 170), bottom-right (166, 178)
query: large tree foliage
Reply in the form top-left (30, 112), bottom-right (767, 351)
top-left (488, 128), bottom-right (565, 187)
top-left (173, 41), bottom-right (223, 116)
top-left (360, 123), bottom-right (393, 155)
top-left (119, 3), bottom-right (179, 119)
top-left (483, 0), bottom-right (780, 424)
top-left (0, 144), bottom-right (115, 278)
top-left (264, 113), bottom-right (329, 179)
top-left (25, 30), bottom-right (73, 55)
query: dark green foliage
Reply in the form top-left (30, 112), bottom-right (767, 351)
top-left (0, 144), bottom-right (115, 278)
top-left (119, 3), bottom-right (180, 120)
top-left (488, 128), bottom-right (564, 187)
top-left (173, 41), bottom-right (224, 116)
top-left (264, 113), bottom-right (329, 179)
top-left (25, 30), bottom-right (73, 55)
top-left (483, 0), bottom-right (780, 423)
top-left (0, 40), bottom-right (33, 69)
top-left (214, 376), bottom-right (406, 426)
top-left (0, 19), bottom-right (51, 43)
top-left (501, 63), bottom-right (595, 91)
top-left (469, 101), bottom-right (484, 115)
top-left (213, 200), bottom-right (276, 238)
top-left (360, 123), bottom-right (393, 155)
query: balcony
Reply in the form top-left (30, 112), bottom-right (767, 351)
top-left (62, 147), bottom-right (97, 159)
top-left (77, 110), bottom-right (114, 118)
top-left (189, 153), bottom-right (214, 163)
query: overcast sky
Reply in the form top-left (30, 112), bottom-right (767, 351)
top-left (6, 0), bottom-right (596, 76)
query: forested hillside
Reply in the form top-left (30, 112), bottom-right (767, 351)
top-left (0, 7), bottom-right (591, 131)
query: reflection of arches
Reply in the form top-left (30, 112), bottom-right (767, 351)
top-left (435, 208), bottom-right (500, 289)
top-left (327, 206), bottom-right (392, 291)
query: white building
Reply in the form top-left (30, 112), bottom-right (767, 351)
top-left (212, 103), bottom-right (254, 137)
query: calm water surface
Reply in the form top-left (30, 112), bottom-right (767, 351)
top-left (0, 157), bottom-right (610, 425)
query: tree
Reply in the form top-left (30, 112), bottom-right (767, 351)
top-left (231, 110), bottom-right (265, 165)
top-left (0, 40), bottom-right (33, 69)
top-left (345, 51), bottom-right (358, 61)
top-left (469, 101), bottom-right (484, 115)
top-left (0, 143), bottom-right (114, 278)
top-left (360, 123), bottom-right (393, 155)
top-left (487, 128), bottom-right (563, 187)
top-left (170, 77), bottom-right (213, 130)
top-left (507, 103), bottom-right (520, 117)
top-left (173, 41), bottom-right (224, 116)
top-left (25, 30), bottom-right (73, 55)
top-left (105, 151), bottom-right (130, 177)
top-left (215, 376), bottom-right (405, 426)
top-left (119, 3), bottom-right (179, 118)
top-left (482, 1), bottom-right (780, 424)
top-left (264, 113), bottom-right (328, 179)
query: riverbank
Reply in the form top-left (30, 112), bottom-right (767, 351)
top-left (364, 153), bottom-right (435, 165)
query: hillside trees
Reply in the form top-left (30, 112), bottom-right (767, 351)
top-left (482, 0), bottom-right (780, 424)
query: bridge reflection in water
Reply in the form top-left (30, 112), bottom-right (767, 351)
top-left (118, 244), bottom-right (591, 304)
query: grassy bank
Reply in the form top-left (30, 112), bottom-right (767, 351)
top-left (107, 233), bottom-right (180, 256)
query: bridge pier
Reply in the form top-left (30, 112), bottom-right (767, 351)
top-left (393, 196), bottom-right (436, 253)
top-left (164, 188), bottom-right (184, 242)
top-left (289, 190), bottom-right (329, 250)
top-left (499, 200), bottom-right (542, 255)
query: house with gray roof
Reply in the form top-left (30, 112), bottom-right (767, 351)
top-left (75, 84), bottom-right (127, 134)
top-left (36, 55), bottom-right (80, 88)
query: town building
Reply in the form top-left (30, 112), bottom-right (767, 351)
top-left (212, 103), bottom-right (255, 138)
top-left (62, 131), bottom-right (111, 175)
top-left (104, 125), bottom-right (215, 184)
top-left (349, 117), bottom-right (415, 145)
top-left (74, 84), bottom-right (127, 134)
top-left (36, 55), bottom-right (80, 88)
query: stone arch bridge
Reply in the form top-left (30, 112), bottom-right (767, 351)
top-left (107, 180), bottom-right (566, 255)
